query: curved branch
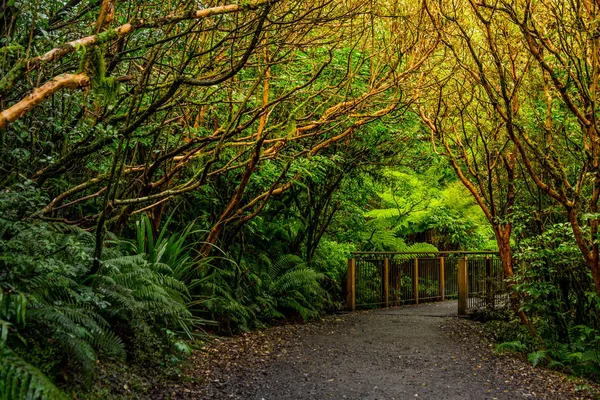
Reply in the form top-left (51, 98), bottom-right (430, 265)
top-left (0, 73), bottom-right (89, 129)
top-left (180, 4), bottom-right (271, 87)
top-left (0, 0), bottom-right (279, 95)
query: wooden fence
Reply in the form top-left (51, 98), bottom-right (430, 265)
top-left (346, 252), bottom-right (508, 314)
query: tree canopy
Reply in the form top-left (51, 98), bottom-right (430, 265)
top-left (3, 0), bottom-right (600, 397)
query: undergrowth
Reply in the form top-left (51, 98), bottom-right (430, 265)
top-left (0, 188), bottom-right (197, 398)
top-left (0, 186), bottom-right (347, 397)
top-left (476, 306), bottom-right (600, 380)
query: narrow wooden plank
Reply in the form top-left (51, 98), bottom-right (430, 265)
top-left (346, 258), bottom-right (356, 311)
top-left (458, 257), bottom-right (468, 315)
top-left (383, 258), bottom-right (389, 308)
top-left (413, 258), bottom-right (419, 305)
top-left (440, 257), bottom-right (445, 301)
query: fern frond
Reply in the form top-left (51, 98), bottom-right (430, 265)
top-left (495, 341), bottom-right (526, 354)
top-left (104, 254), bottom-right (147, 269)
top-left (268, 254), bottom-right (305, 282)
top-left (273, 268), bottom-right (324, 294)
top-left (364, 208), bottom-right (401, 219)
top-left (528, 350), bottom-right (547, 367)
top-left (0, 346), bottom-right (66, 400)
top-left (55, 333), bottom-right (96, 378)
top-left (89, 329), bottom-right (126, 359)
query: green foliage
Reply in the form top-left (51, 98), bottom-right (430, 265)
top-left (262, 254), bottom-right (329, 321)
top-left (81, 46), bottom-right (118, 103)
top-left (194, 264), bottom-right (260, 334)
top-left (362, 168), bottom-right (493, 251)
top-left (0, 346), bottom-right (66, 400)
top-left (495, 341), bottom-right (527, 354)
top-left (508, 219), bottom-right (600, 378)
top-left (180, 251), bottom-right (330, 334)
top-left (135, 213), bottom-right (197, 283)
top-left (0, 188), bottom-right (196, 396)
top-left (528, 350), bottom-right (548, 367)
top-left (313, 239), bottom-right (355, 281)
top-left (10, 0), bottom-right (600, 392)
top-left (484, 301), bottom-right (600, 378)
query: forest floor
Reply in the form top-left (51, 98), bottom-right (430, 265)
top-left (150, 302), bottom-right (600, 399)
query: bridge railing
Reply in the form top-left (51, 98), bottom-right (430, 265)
top-left (346, 252), bottom-right (508, 314)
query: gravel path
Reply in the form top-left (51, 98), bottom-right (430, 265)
top-left (156, 301), bottom-right (599, 399)
top-left (224, 301), bottom-right (518, 400)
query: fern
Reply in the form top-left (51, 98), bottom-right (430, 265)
top-left (528, 350), bottom-right (548, 367)
top-left (0, 291), bottom-right (27, 327)
top-left (260, 254), bottom-right (329, 322)
top-left (550, 343), bottom-right (572, 365)
top-left (364, 208), bottom-right (402, 219)
top-left (0, 290), bottom-right (67, 399)
top-left (273, 268), bottom-right (324, 293)
top-left (267, 254), bottom-right (305, 282)
top-left (548, 360), bottom-right (566, 369)
top-left (0, 216), bottom-right (197, 393)
top-left (495, 341), bottom-right (526, 354)
top-left (0, 346), bottom-right (66, 400)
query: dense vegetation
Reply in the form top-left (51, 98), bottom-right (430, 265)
top-left (2, 0), bottom-right (600, 397)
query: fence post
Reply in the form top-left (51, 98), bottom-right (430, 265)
top-left (413, 258), bottom-right (419, 305)
top-left (383, 258), bottom-right (389, 308)
top-left (346, 258), bottom-right (356, 311)
top-left (458, 257), bottom-right (468, 315)
top-left (439, 256), bottom-right (445, 301)
top-left (485, 256), bottom-right (494, 310)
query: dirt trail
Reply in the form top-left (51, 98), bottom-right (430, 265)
top-left (159, 302), bottom-right (598, 399)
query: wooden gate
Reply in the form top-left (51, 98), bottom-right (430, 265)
top-left (346, 252), bottom-right (507, 314)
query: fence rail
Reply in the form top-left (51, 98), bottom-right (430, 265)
top-left (346, 252), bottom-right (508, 314)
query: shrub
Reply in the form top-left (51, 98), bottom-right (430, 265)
top-left (0, 189), bottom-right (195, 397)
